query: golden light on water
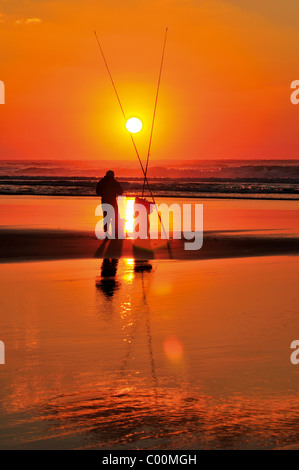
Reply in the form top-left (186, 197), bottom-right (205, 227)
top-left (125, 198), bottom-right (135, 235)
top-left (153, 282), bottom-right (173, 296)
top-left (124, 258), bottom-right (135, 267)
top-left (163, 335), bottom-right (183, 360)
top-left (122, 258), bottom-right (135, 283)
top-left (125, 117), bottom-right (143, 133)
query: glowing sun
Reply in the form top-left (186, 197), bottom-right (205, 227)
top-left (126, 117), bottom-right (143, 133)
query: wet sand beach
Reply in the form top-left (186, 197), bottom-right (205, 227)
top-left (0, 228), bottom-right (299, 262)
top-left (0, 195), bottom-right (299, 262)
top-left (0, 195), bottom-right (298, 449)
top-left (0, 256), bottom-right (299, 449)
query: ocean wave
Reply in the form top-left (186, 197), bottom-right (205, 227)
top-left (0, 160), bottom-right (299, 199)
top-left (0, 178), bottom-right (299, 199)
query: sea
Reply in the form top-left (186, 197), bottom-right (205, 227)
top-left (0, 159), bottom-right (298, 199)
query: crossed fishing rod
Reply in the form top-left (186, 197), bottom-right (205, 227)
top-left (94, 28), bottom-right (170, 242)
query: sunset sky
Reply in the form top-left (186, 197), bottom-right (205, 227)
top-left (0, 0), bottom-right (299, 162)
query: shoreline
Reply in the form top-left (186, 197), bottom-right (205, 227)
top-left (1, 228), bottom-right (299, 263)
top-left (1, 193), bottom-right (299, 201)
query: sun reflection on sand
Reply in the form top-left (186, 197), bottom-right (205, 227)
top-left (124, 198), bottom-right (135, 237)
top-left (1, 256), bottom-right (299, 449)
top-left (163, 335), bottom-right (183, 360)
top-left (122, 258), bottom-right (135, 283)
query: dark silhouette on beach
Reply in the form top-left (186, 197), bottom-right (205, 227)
top-left (96, 258), bottom-right (119, 298)
top-left (96, 170), bottom-right (123, 235)
top-left (134, 196), bottom-right (152, 237)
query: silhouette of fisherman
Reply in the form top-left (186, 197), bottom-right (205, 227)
top-left (96, 258), bottom-right (119, 298)
top-left (96, 170), bottom-right (123, 236)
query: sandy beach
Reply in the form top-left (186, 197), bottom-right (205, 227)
top-left (1, 228), bottom-right (299, 262)
top-left (0, 256), bottom-right (299, 449)
top-left (2, 0), bottom-right (299, 455)
top-left (1, 195), bottom-right (299, 262)
top-left (0, 195), bottom-right (298, 449)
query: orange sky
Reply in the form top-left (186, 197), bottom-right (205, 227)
top-left (0, 0), bottom-right (299, 161)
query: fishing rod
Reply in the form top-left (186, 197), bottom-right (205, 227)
top-left (94, 30), bottom-right (171, 245)
top-left (141, 272), bottom-right (158, 403)
top-left (94, 31), bottom-right (144, 175)
top-left (142, 27), bottom-right (168, 197)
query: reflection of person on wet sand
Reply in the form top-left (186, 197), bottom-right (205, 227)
top-left (96, 170), bottom-right (123, 236)
top-left (95, 257), bottom-right (157, 399)
top-left (96, 258), bottom-right (119, 298)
